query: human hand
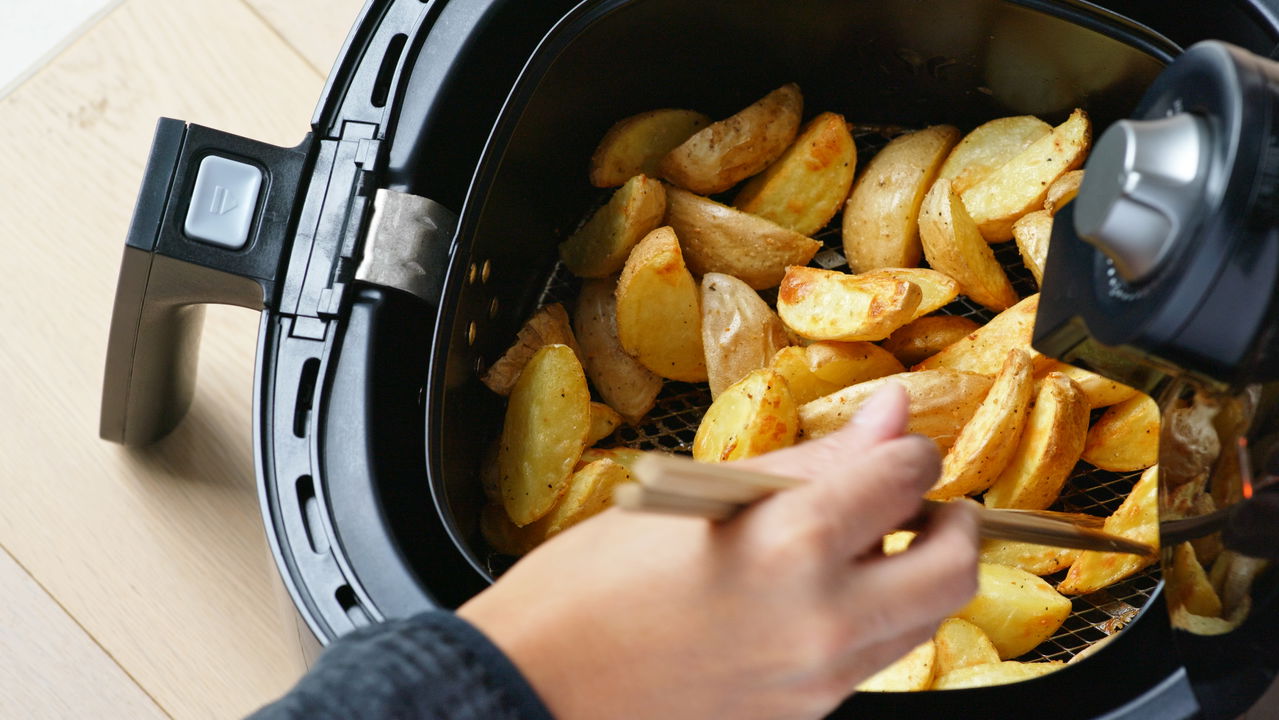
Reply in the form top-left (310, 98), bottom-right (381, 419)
top-left (458, 383), bottom-right (979, 720)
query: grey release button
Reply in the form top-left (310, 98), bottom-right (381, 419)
top-left (184, 155), bottom-right (262, 249)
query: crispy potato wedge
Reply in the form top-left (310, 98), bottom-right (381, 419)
top-left (1167, 542), bottom-right (1222, 618)
top-left (733, 111), bottom-right (856, 235)
top-left (578, 447), bottom-right (646, 472)
top-left (859, 268), bottom-right (960, 319)
top-left (1058, 465), bottom-right (1159, 595)
top-left (856, 640), bottom-right (936, 692)
top-left (663, 186), bottom-right (820, 289)
top-left (575, 277), bottom-right (662, 424)
top-left (928, 349), bottom-right (1033, 500)
top-left (978, 539), bottom-right (1081, 576)
top-left (955, 562), bottom-right (1073, 658)
top-left (587, 402), bottom-right (623, 445)
top-left (798, 370), bottom-right (993, 450)
top-left (701, 273), bottom-right (792, 397)
top-left (842, 125), bottom-right (961, 272)
top-left (882, 315), bottom-right (981, 367)
top-left (919, 178), bottom-right (1019, 311)
top-left (768, 341), bottom-right (903, 405)
top-left (589, 109), bottom-right (711, 187)
top-left (693, 369), bottom-right (798, 462)
top-left (481, 502), bottom-right (538, 556)
top-left (933, 618), bottom-right (1002, 677)
top-left (498, 345), bottom-right (592, 526)
top-left (1081, 393), bottom-right (1159, 472)
top-left (984, 371), bottom-right (1089, 510)
top-left (933, 661), bottom-right (1064, 690)
top-left (1012, 209), bottom-right (1053, 286)
top-left (961, 109), bottom-right (1091, 242)
top-left (533, 458), bottom-right (632, 541)
top-left (1044, 170), bottom-right (1084, 215)
top-left (616, 226), bottom-right (707, 382)
top-left (938, 116), bottom-right (1052, 194)
top-left (659, 83), bottom-right (803, 195)
top-left (776, 266), bottom-right (922, 342)
top-left (1041, 361), bottom-right (1139, 408)
top-left (482, 303), bottom-right (583, 396)
top-left (914, 294), bottom-right (1049, 376)
top-left (559, 174), bottom-right (667, 277)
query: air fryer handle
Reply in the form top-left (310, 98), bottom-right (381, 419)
top-left (101, 118), bottom-right (309, 445)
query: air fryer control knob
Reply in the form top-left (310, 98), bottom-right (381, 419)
top-left (1074, 113), bottom-right (1212, 283)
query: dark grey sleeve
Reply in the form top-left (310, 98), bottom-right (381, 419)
top-left (246, 611), bottom-right (555, 720)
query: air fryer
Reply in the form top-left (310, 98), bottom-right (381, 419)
top-left (99, 1), bottom-right (1279, 717)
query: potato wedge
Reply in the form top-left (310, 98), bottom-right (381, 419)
top-left (776, 266), bottom-right (921, 342)
top-left (589, 109), bottom-right (711, 188)
top-left (1167, 542), bottom-right (1222, 618)
top-left (914, 294), bottom-right (1050, 376)
top-left (978, 539), bottom-right (1080, 576)
top-left (587, 402), bottom-right (623, 445)
top-left (1058, 465), bottom-right (1159, 595)
top-left (693, 369), bottom-right (798, 462)
top-left (938, 115), bottom-right (1053, 194)
top-left (1012, 209), bottom-right (1053, 286)
top-left (663, 186), bottom-right (820, 289)
top-left (578, 447), bottom-right (646, 472)
top-left (858, 268), bottom-right (960, 319)
top-left (559, 174), bottom-right (666, 277)
top-left (1044, 170), bottom-right (1084, 215)
top-left (733, 111), bottom-right (856, 235)
top-left (616, 226), bottom-right (707, 382)
top-left (1041, 361), bottom-right (1139, 409)
top-left (1081, 393), bottom-right (1159, 472)
top-left (842, 125), bottom-right (961, 272)
top-left (701, 273), bottom-right (791, 397)
top-left (933, 661), bottom-right (1064, 690)
top-left (574, 277), bottom-right (662, 424)
top-left (798, 370), bottom-right (993, 450)
top-left (927, 349), bottom-right (1033, 500)
top-left (882, 315), bottom-right (981, 367)
top-left (954, 562), bottom-right (1073, 658)
top-left (532, 458), bottom-right (632, 541)
top-left (768, 342), bottom-right (903, 405)
top-left (919, 178), bottom-right (1019, 311)
top-left (933, 618), bottom-right (1002, 677)
top-left (481, 502), bottom-right (538, 556)
top-left (961, 109), bottom-right (1091, 242)
top-left (659, 83), bottom-right (803, 195)
top-left (498, 345), bottom-right (591, 526)
top-left (856, 640), bottom-right (936, 692)
top-left (984, 371), bottom-right (1089, 510)
top-left (481, 303), bottom-right (583, 396)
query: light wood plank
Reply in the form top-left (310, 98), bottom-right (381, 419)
top-left (241, 0), bottom-right (367, 76)
top-left (0, 0), bottom-right (330, 717)
top-left (0, 548), bottom-right (169, 720)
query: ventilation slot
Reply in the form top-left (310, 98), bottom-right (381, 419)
top-left (335, 585), bottom-right (371, 628)
top-left (296, 476), bottom-right (329, 554)
top-left (293, 357), bottom-right (320, 438)
top-left (370, 33), bottom-right (408, 108)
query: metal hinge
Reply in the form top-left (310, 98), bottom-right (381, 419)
top-left (355, 188), bottom-right (457, 304)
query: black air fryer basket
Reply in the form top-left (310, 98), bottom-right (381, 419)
top-left (102, 1), bottom-right (1279, 717)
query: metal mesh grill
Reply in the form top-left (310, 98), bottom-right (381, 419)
top-left (523, 126), bottom-right (1158, 663)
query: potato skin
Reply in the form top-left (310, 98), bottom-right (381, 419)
top-left (700, 273), bottom-right (791, 397)
top-left (918, 178), bottom-right (1018, 312)
top-left (615, 226), bottom-right (707, 382)
top-left (590, 109), bottom-right (711, 188)
top-left (882, 315), bottom-right (981, 367)
top-left (481, 303), bottom-right (583, 396)
top-left (574, 277), bottom-right (662, 424)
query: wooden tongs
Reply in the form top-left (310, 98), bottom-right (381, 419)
top-left (614, 453), bottom-right (1154, 556)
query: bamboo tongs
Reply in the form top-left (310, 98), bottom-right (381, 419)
top-left (614, 453), bottom-right (1154, 556)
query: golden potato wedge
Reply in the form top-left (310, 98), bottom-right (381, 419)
top-left (938, 115), bottom-right (1052, 194)
top-left (1081, 393), bottom-right (1159, 472)
top-left (776, 266), bottom-right (922, 342)
top-left (587, 402), bottom-right (623, 445)
top-left (1058, 465), bottom-right (1159, 595)
top-left (859, 268), bottom-right (960, 319)
top-left (663, 186), bottom-right (820, 289)
top-left (1044, 169), bottom-right (1084, 214)
top-left (659, 83), bottom-right (803, 195)
top-left (954, 562), bottom-right (1073, 658)
top-left (768, 341), bottom-right (904, 405)
top-left (882, 315), bottom-right (981, 367)
top-left (733, 111), bottom-right (857, 235)
top-left (481, 502), bottom-right (538, 556)
top-left (578, 447), bottom-right (646, 472)
top-left (1012, 209), bottom-right (1053, 286)
top-left (798, 370), bottom-right (993, 450)
top-left (919, 178), bottom-right (1019, 311)
top-left (498, 345), bottom-right (592, 526)
top-left (1041, 361), bottom-right (1139, 408)
top-left (927, 349), bottom-right (1033, 500)
top-left (533, 458), bottom-right (632, 541)
top-left (693, 369), bottom-right (798, 462)
top-left (574, 277), bottom-right (662, 424)
top-left (978, 539), bottom-right (1080, 576)
top-left (1167, 542), bottom-right (1222, 618)
top-left (481, 303), bottom-right (583, 397)
top-left (856, 640), bottom-right (936, 692)
top-left (933, 618), bottom-right (1002, 677)
top-left (616, 226), bottom-right (707, 382)
top-left (984, 371), bottom-right (1089, 510)
top-left (700, 273), bottom-right (791, 397)
top-left (589, 109), bottom-right (711, 188)
top-left (842, 125), bottom-right (961, 272)
top-left (559, 174), bottom-right (667, 277)
top-left (933, 661), bottom-right (1064, 690)
top-left (961, 109), bottom-right (1091, 242)
top-left (914, 294), bottom-right (1050, 376)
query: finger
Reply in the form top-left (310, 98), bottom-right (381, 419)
top-left (824, 621), bottom-right (939, 700)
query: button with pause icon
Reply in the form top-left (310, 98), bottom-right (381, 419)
top-left (183, 155), bottom-right (262, 249)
